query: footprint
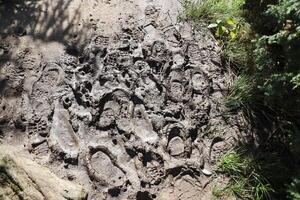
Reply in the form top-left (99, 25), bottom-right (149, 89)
top-left (98, 100), bottom-right (120, 129)
top-left (163, 123), bottom-right (192, 158)
top-left (191, 70), bottom-right (210, 94)
top-left (85, 145), bottom-right (126, 187)
top-left (166, 70), bottom-right (192, 102)
top-left (48, 102), bottom-right (80, 162)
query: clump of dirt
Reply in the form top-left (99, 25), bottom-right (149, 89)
top-left (0, 0), bottom-right (248, 199)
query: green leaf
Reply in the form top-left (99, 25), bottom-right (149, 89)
top-left (226, 18), bottom-right (236, 26)
top-left (291, 74), bottom-right (300, 89)
top-left (230, 29), bottom-right (238, 39)
top-left (216, 26), bottom-right (227, 37)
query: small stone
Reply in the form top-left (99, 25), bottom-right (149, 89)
top-left (201, 168), bottom-right (213, 176)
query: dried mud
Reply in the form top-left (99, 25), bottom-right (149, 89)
top-left (0, 0), bottom-right (248, 199)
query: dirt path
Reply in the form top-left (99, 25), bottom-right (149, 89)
top-left (0, 0), bottom-right (245, 199)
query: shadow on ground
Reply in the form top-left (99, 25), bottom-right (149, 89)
top-left (0, 0), bottom-right (91, 94)
top-left (234, 105), bottom-right (300, 199)
top-left (0, 0), bottom-right (84, 45)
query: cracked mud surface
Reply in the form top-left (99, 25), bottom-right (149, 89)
top-left (0, 0), bottom-right (247, 199)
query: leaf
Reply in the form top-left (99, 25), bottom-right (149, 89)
top-left (230, 29), bottom-right (238, 39)
top-left (226, 18), bottom-right (236, 26)
top-left (208, 23), bottom-right (218, 29)
top-left (291, 74), bottom-right (300, 89)
top-left (216, 25), bottom-right (227, 37)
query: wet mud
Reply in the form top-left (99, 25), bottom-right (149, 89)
top-left (0, 0), bottom-right (247, 199)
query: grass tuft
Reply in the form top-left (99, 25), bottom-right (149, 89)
top-left (218, 150), bottom-right (250, 175)
top-left (226, 75), bottom-right (255, 110)
top-left (216, 150), bottom-right (274, 200)
top-left (182, 0), bottom-right (245, 23)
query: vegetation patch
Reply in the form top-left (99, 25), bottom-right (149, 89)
top-left (182, 0), bottom-right (253, 71)
top-left (214, 150), bottom-right (273, 200)
top-left (182, 0), bottom-right (300, 199)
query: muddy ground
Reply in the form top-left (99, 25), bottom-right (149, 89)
top-left (0, 0), bottom-right (248, 199)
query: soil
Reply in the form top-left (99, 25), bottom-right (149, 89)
top-left (0, 0), bottom-right (247, 199)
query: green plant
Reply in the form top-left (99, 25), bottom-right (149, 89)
top-left (182, 0), bottom-right (245, 23)
top-left (218, 150), bottom-right (250, 175)
top-left (208, 18), bottom-right (240, 40)
top-left (182, 0), bottom-right (225, 23)
top-left (227, 75), bottom-right (255, 109)
top-left (249, 0), bottom-right (300, 106)
top-left (216, 150), bottom-right (273, 200)
top-left (288, 178), bottom-right (300, 200)
top-left (212, 186), bottom-right (227, 198)
top-left (182, 0), bottom-right (254, 70)
top-left (291, 74), bottom-right (300, 89)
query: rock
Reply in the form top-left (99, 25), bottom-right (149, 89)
top-left (0, 145), bottom-right (87, 200)
top-left (202, 168), bottom-right (213, 176)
